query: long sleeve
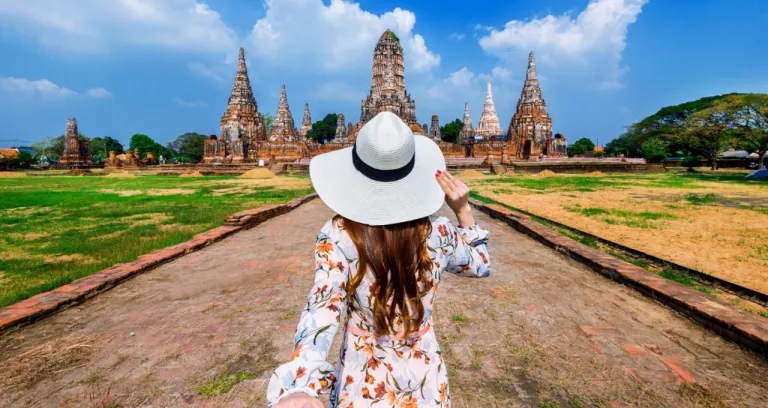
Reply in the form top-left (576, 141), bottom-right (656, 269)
top-left (267, 220), bottom-right (350, 406)
top-left (445, 222), bottom-right (491, 278)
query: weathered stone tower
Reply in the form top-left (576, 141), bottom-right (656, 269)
top-left (476, 82), bottom-right (503, 138)
top-left (429, 115), bottom-right (441, 141)
top-left (335, 113), bottom-right (348, 142)
top-left (353, 29), bottom-right (423, 138)
top-left (459, 102), bottom-right (475, 145)
top-left (60, 118), bottom-right (91, 165)
top-left (507, 51), bottom-right (553, 159)
top-left (299, 103), bottom-right (312, 139)
top-left (269, 85), bottom-right (299, 143)
top-left (220, 48), bottom-right (264, 143)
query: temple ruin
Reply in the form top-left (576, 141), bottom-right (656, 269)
top-left (475, 82), bottom-right (503, 139)
top-left (60, 118), bottom-right (92, 166)
top-left (350, 30), bottom-right (424, 139)
top-left (299, 103), bottom-right (312, 138)
top-left (269, 85), bottom-right (299, 143)
top-left (430, 115), bottom-right (441, 141)
top-left (507, 51), bottom-right (565, 158)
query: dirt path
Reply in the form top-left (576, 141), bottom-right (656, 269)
top-left (1, 200), bottom-right (766, 408)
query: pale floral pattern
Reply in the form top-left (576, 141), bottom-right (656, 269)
top-left (267, 215), bottom-right (491, 407)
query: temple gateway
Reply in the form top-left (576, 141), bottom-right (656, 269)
top-left (202, 32), bottom-right (565, 164)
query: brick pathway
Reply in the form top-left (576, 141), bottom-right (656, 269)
top-left (0, 200), bottom-right (766, 407)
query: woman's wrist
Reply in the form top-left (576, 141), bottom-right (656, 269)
top-left (455, 204), bottom-right (475, 228)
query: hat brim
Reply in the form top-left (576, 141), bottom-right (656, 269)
top-left (310, 137), bottom-right (447, 226)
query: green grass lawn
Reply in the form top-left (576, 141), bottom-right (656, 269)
top-left (0, 175), bottom-right (313, 308)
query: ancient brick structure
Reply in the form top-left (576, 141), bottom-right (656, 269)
top-left (475, 82), bottom-right (503, 139)
top-left (299, 103), bottom-right (312, 139)
top-left (205, 48), bottom-right (266, 163)
top-left (60, 118), bottom-right (91, 165)
top-left (335, 113), bottom-right (348, 142)
top-left (347, 122), bottom-right (353, 136)
top-left (429, 115), bottom-right (441, 141)
top-left (507, 51), bottom-right (559, 159)
top-left (351, 30), bottom-right (424, 140)
top-left (269, 85), bottom-right (299, 143)
top-left (550, 133), bottom-right (567, 157)
top-left (459, 102), bottom-right (475, 145)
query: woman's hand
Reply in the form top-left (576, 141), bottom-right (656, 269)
top-left (435, 170), bottom-right (476, 227)
top-left (273, 392), bottom-right (324, 408)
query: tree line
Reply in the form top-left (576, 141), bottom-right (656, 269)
top-left (598, 93), bottom-right (768, 169)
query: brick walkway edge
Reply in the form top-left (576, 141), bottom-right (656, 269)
top-left (469, 198), bottom-right (768, 357)
top-left (0, 193), bottom-right (318, 333)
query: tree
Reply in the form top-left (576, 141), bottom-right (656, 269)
top-left (567, 138), bottom-right (595, 157)
top-left (641, 137), bottom-right (669, 163)
top-left (440, 119), bottom-right (462, 144)
top-left (129, 134), bottom-right (171, 159)
top-left (672, 100), bottom-right (734, 170)
top-left (730, 94), bottom-right (768, 168)
top-left (262, 112), bottom-right (275, 135)
top-left (306, 114), bottom-right (338, 143)
top-left (168, 132), bottom-right (207, 162)
top-left (104, 136), bottom-right (124, 154)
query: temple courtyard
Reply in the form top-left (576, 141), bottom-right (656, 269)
top-left (1, 199), bottom-right (766, 407)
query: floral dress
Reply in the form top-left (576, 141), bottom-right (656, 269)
top-left (267, 216), bottom-right (491, 408)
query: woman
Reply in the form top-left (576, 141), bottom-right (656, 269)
top-left (267, 112), bottom-right (491, 408)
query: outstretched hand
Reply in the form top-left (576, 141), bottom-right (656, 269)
top-left (435, 170), bottom-right (476, 227)
top-left (272, 392), bottom-right (324, 408)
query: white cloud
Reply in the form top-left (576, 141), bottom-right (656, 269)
top-left (174, 97), bottom-right (207, 108)
top-left (312, 81), bottom-right (364, 103)
top-left (479, 66), bottom-right (513, 82)
top-left (478, 0), bottom-right (647, 89)
top-left (0, 77), bottom-right (77, 98)
top-left (0, 0), bottom-right (237, 55)
top-left (449, 33), bottom-right (465, 41)
top-left (474, 24), bottom-right (493, 31)
top-left (448, 67), bottom-right (476, 88)
top-left (86, 87), bottom-right (112, 98)
top-left (188, 62), bottom-right (227, 83)
top-left (247, 0), bottom-right (439, 73)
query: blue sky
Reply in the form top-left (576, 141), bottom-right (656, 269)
top-left (0, 0), bottom-right (766, 149)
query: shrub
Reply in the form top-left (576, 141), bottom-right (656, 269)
top-left (681, 155), bottom-right (702, 168)
top-left (641, 137), bottom-right (669, 163)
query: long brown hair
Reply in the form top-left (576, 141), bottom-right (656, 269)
top-left (340, 215), bottom-right (433, 337)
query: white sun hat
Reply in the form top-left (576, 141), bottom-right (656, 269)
top-left (310, 111), bottom-right (447, 226)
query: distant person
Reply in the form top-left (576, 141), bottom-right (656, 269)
top-left (267, 112), bottom-right (492, 408)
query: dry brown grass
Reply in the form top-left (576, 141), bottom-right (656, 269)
top-left (0, 334), bottom-right (98, 392)
top-left (0, 172), bottom-right (27, 178)
top-left (456, 169), bottom-right (485, 178)
top-left (239, 169), bottom-right (275, 179)
top-left (180, 171), bottom-right (205, 177)
top-left (104, 172), bottom-right (136, 178)
top-left (536, 170), bottom-right (557, 177)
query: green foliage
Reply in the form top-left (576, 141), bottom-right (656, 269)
top-left (306, 113), bottom-right (338, 143)
top-left (566, 138), bottom-right (595, 157)
top-left (681, 155), bottom-right (702, 168)
top-left (440, 119), bottom-right (463, 144)
top-left (641, 137), bottom-right (669, 163)
top-left (261, 112), bottom-right (275, 135)
top-left (128, 134), bottom-right (171, 159)
top-left (684, 193), bottom-right (717, 205)
top-left (168, 132), bottom-right (207, 163)
top-left (198, 371), bottom-right (257, 396)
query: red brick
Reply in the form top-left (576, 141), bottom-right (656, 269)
top-left (659, 356), bottom-right (695, 383)
top-left (621, 344), bottom-right (647, 355)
